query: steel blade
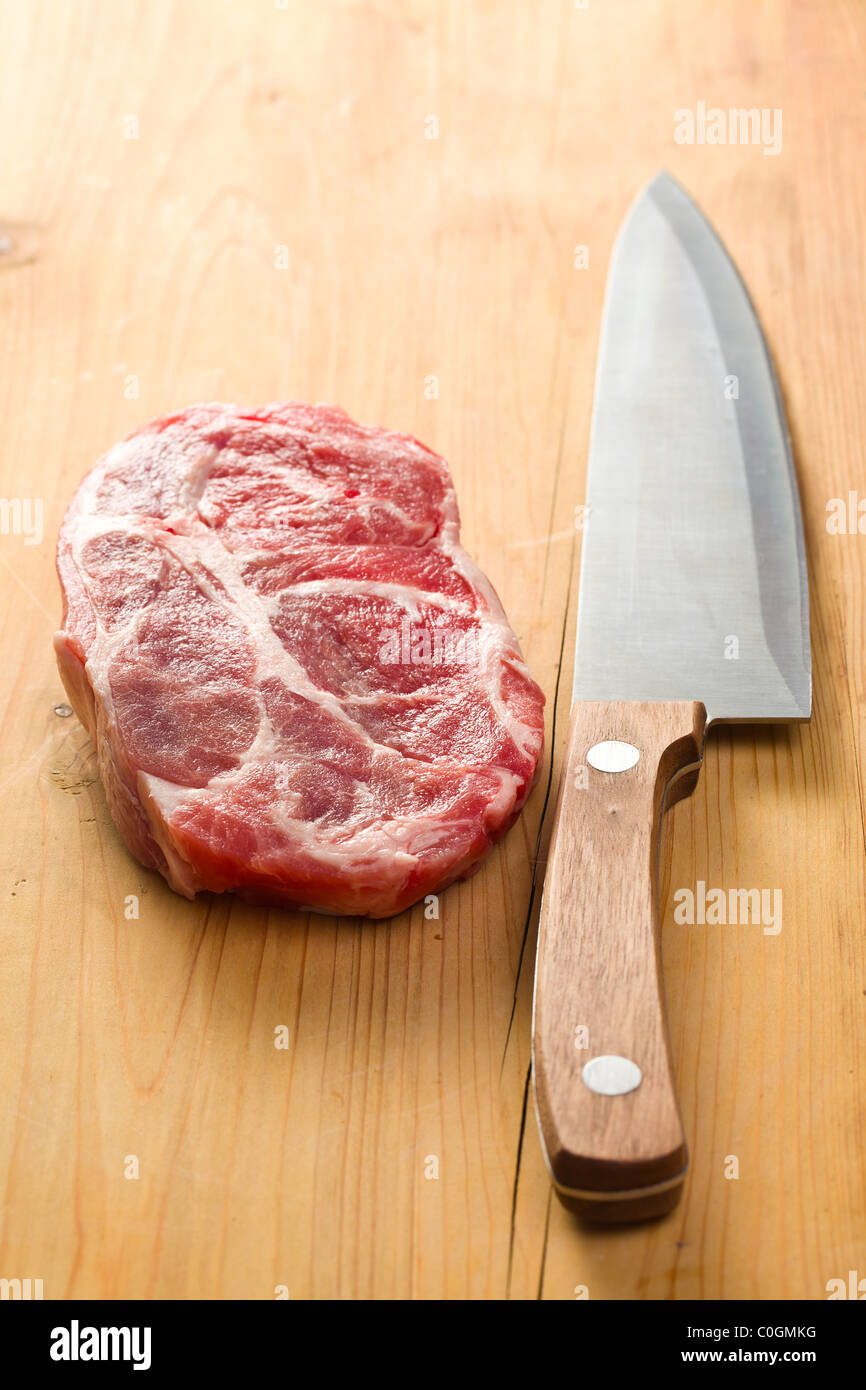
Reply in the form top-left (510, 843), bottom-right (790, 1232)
top-left (573, 172), bottom-right (810, 723)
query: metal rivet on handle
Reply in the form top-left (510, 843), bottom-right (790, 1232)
top-left (581, 1055), bottom-right (642, 1096)
top-left (586, 740), bottom-right (640, 773)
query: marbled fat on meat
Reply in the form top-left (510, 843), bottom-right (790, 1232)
top-left (54, 402), bottom-right (545, 917)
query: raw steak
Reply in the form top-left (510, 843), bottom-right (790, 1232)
top-left (54, 402), bottom-right (545, 917)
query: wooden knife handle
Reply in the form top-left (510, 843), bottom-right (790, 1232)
top-left (532, 700), bottom-right (707, 1222)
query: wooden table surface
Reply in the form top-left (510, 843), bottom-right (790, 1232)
top-left (1, 0), bottom-right (864, 1301)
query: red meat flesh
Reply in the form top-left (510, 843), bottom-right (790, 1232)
top-left (54, 402), bottom-right (545, 917)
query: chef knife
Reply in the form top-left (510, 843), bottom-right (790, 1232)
top-left (531, 172), bottom-right (811, 1222)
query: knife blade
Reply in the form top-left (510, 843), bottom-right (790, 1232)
top-left (531, 172), bottom-right (811, 1223)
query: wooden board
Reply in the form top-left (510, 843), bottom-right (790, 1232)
top-left (1, 0), bottom-right (864, 1300)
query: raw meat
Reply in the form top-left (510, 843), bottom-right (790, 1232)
top-left (54, 402), bottom-right (545, 917)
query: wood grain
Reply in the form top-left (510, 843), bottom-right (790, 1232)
top-left (534, 701), bottom-right (706, 1220)
top-left (0, 0), bottom-right (864, 1300)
